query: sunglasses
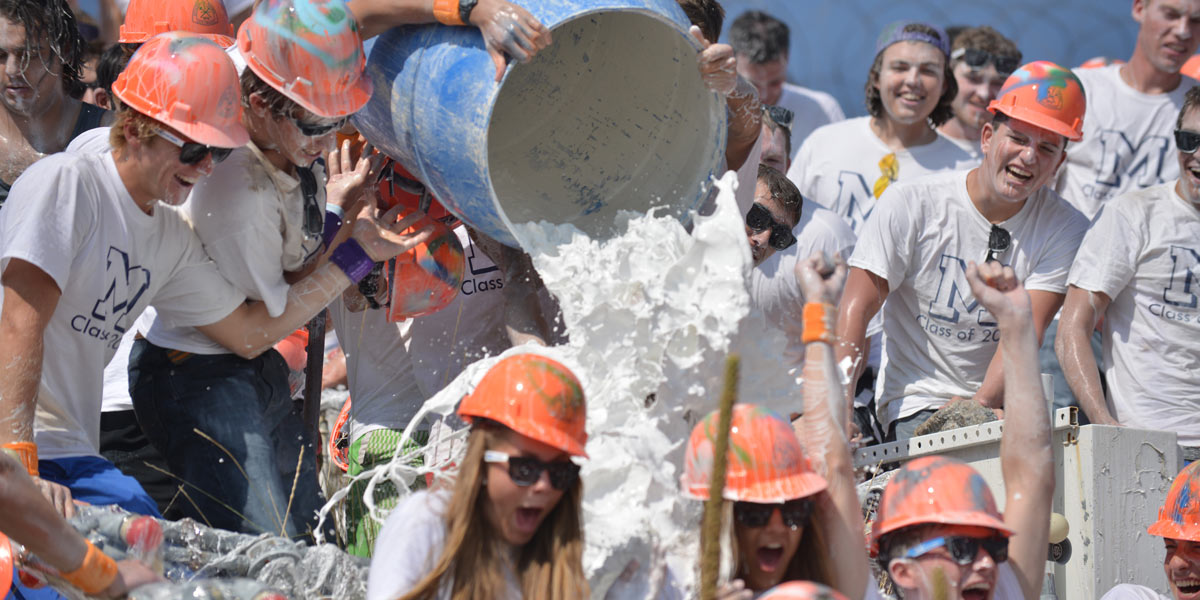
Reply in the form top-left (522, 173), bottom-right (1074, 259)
top-left (746, 203), bottom-right (796, 251)
top-left (763, 104), bottom-right (795, 130)
top-left (289, 114), bottom-right (348, 138)
top-left (484, 450), bottom-right (581, 491)
top-left (733, 498), bottom-right (814, 529)
top-left (903, 535), bottom-right (1010, 565)
top-left (951, 47), bottom-right (1020, 75)
top-left (156, 129), bottom-right (232, 165)
top-left (296, 166), bottom-right (324, 241)
top-left (1176, 129), bottom-right (1200, 154)
top-left (986, 224), bottom-right (1011, 263)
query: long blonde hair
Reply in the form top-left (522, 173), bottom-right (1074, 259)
top-left (399, 422), bottom-right (589, 600)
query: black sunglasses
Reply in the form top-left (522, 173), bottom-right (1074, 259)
top-left (296, 166), bottom-right (324, 242)
top-left (951, 47), bottom-right (1020, 75)
top-left (903, 535), bottom-right (1010, 565)
top-left (484, 450), bottom-right (581, 491)
top-left (986, 224), bottom-right (1011, 263)
top-left (764, 104), bottom-right (795, 130)
top-left (1176, 129), bottom-right (1200, 154)
top-left (289, 114), bottom-right (348, 138)
top-left (733, 498), bottom-right (814, 529)
top-left (746, 203), bottom-right (796, 251)
top-left (156, 129), bottom-right (232, 165)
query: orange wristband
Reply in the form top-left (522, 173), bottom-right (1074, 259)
top-left (802, 302), bottom-right (835, 345)
top-left (61, 540), bottom-right (118, 596)
top-left (1, 442), bottom-right (38, 476)
top-left (433, 0), bottom-right (466, 25)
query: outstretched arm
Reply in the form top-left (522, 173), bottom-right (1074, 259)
top-left (347, 0), bottom-right (552, 81)
top-left (965, 261), bottom-right (1052, 600)
top-left (1056, 285), bottom-right (1116, 425)
top-left (689, 27), bottom-right (761, 171)
top-left (794, 252), bottom-right (868, 600)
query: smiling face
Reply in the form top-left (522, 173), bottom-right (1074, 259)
top-left (874, 41), bottom-right (947, 126)
top-left (734, 504), bottom-right (805, 591)
top-left (1165, 538), bottom-right (1200, 600)
top-left (143, 129), bottom-right (217, 207)
top-left (0, 17), bottom-right (65, 117)
top-left (247, 92), bottom-right (338, 170)
top-left (1176, 105), bottom-right (1200, 205)
top-left (950, 61), bottom-right (1008, 138)
top-left (482, 427), bottom-right (570, 547)
top-left (978, 116), bottom-right (1067, 205)
top-left (889, 525), bottom-right (1003, 600)
top-left (1133, 0), bottom-right (1200, 75)
top-left (737, 55), bottom-right (788, 106)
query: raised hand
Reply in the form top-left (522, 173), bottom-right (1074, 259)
top-left (470, 0), bottom-right (553, 81)
top-left (690, 26), bottom-right (738, 97)
top-left (350, 204), bottom-right (436, 262)
top-left (794, 251), bottom-right (848, 306)
top-left (325, 137), bottom-right (379, 219)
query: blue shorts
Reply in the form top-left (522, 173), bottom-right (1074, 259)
top-left (38, 455), bottom-right (161, 517)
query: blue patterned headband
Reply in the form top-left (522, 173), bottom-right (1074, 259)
top-left (875, 20), bottom-right (950, 58)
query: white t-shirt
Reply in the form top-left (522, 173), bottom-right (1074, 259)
top-left (774, 82), bottom-right (845, 163)
top-left (788, 117), bottom-right (976, 233)
top-left (749, 197), bottom-right (856, 368)
top-left (100, 311), bottom-right (153, 413)
top-left (368, 488), bottom-right (521, 600)
top-left (1067, 182), bottom-right (1200, 446)
top-left (1100, 584), bottom-right (1172, 600)
top-left (0, 152), bottom-right (242, 459)
top-left (1056, 64), bottom-right (1197, 220)
top-left (942, 132), bottom-right (983, 163)
top-left (330, 226), bottom-right (509, 441)
top-left (144, 143), bottom-right (323, 354)
top-left (849, 170), bottom-right (1088, 429)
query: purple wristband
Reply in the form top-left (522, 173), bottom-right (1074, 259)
top-left (330, 239), bottom-right (375, 283)
top-left (322, 209), bottom-right (343, 248)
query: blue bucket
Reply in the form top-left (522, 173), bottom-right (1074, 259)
top-left (354, 0), bottom-right (727, 248)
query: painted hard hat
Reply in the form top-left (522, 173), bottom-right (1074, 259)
top-left (237, 0), bottom-right (373, 118)
top-left (378, 161), bottom-right (454, 222)
top-left (871, 456), bottom-right (1014, 556)
top-left (113, 33), bottom-right (250, 148)
top-left (681, 404), bottom-right (828, 504)
top-left (1147, 461), bottom-right (1200, 542)
top-left (759, 581), bottom-right (849, 600)
top-left (458, 355), bottom-right (588, 457)
top-left (988, 60), bottom-right (1086, 142)
top-left (386, 219), bottom-right (465, 322)
top-left (119, 0), bottom-right (235, 47)
top-left (1183, 55), bottom-right (1200, 81)
top-left (1077, 56), bottom-right (1124, 70)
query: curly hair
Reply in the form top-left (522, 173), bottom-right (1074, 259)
top-left (729, 10), bottom-right (789, 64)
top-left (865, 23), bottom-right (957, 128)
top-left (0, 0), bottom-right (86, 98)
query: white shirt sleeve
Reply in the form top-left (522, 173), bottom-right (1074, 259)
top-left (1067, 203), bottom-right (1140, 298)
top-left (1100, 584), bottom-right (1172, 600)
top-left (149, 220), bottom-right (245, 328)
top-left (1, 156), bottom-right (95, 291)
top-left (1021, 201), bottom-right (1089, 295)
top-left (847, 184), bottom-right (914, 291)
top-left (367, 490), bottom-right (450, 600)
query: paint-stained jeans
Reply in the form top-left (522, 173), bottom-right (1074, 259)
top-left (128, 339), bottom-right (328, 541)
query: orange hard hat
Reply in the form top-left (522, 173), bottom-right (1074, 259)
top-left (119, 0), bottom-right (235, 47)
top-left (759, 582), bottom-right (848, 600)
top-left (113, 33), bottom-right (250, 148)
top-left (1077, 56), bottom-right (1124, 70)
top-left (386, 220), bottom-right (465, 322)
top-left (988, 60), bottom-right (1086, 142)
top-left (378, 161), bottom-right (454, 222)
top-left (273, 327), bottom-right (309, 372)
top-left (0, 532), bottom-right (11, 599)
top-left (1183, 55), bottom-right (1200, 81)
top-left (871, 456), bottom-right (1014, 556)
top-left (681, 404), bottom-right (827, 504)
top-left (1148, 461), bottom-right (1200, 542)
top-left (237, 0), bottom-right (373, 118)
top-left (458, 355), bottom-right (588, 457)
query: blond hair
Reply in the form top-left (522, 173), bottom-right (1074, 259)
top-left (400, 423), bottom-right (589, 600)
top-left (108, 108), bottom-right (158, 153)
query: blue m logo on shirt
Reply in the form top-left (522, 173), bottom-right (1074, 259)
top-left (1164, 245), bottom-right (1200, 309)
top-left (91, 246), bottom-right (151, 333)
top-left (927, 254), bottom-right (997, 327)
top-left (835, 171), bottom-right (872, 232)
top-left (1094, 130), bottom-right (1170, 189)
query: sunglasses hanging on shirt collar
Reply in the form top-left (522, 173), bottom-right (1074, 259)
top-left (986, 224), bottom-right (1011, 263)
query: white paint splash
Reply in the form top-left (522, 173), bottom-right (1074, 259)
top-left (326, 172), bottom-right (802, 598)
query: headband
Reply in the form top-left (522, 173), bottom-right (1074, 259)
top-left (875, 20), bottom-right (950, 58)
